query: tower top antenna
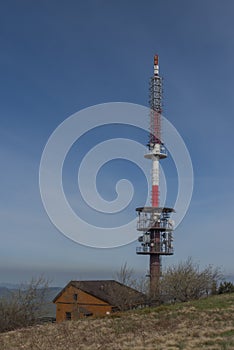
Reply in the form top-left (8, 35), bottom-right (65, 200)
top-left (154, 54), bottom-right (159, 76)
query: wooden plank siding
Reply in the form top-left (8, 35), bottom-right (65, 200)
top-left (55, 285), bottom-right (112, 322)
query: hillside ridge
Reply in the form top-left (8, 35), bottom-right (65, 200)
top-left (0, 293), bottom-right (234, 350)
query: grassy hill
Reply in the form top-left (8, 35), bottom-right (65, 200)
top-left (0, 293), bottom-right (233, 350)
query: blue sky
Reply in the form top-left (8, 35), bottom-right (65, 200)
top-left (1, 0), bottom-right (234, 286)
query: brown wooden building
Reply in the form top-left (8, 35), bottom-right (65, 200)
top-left (53, 280), bottom-right (146, 322)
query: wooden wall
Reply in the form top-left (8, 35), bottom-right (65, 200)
top-left (55, 285), bottom-right (112, 322)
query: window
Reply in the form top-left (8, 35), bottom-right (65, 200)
top-left (65, 312), bottom-right (71, 320)
top-left (85, 312), bottom-right (93, 317)
top-left (73, 293), bottom-right (78, 301)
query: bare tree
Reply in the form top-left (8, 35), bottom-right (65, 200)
top-left (115, 262), bottom-right (149, 294)
top-left (115, 262), bottom-right (135, 286)
top-left (0, 276), bottom-right (50, 332)
top-left (160, 257), bottom-right (221, 303)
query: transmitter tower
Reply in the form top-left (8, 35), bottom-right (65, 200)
top-left (136, 55), bottom-right (175, 297)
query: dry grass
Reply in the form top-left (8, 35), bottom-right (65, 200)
top-left (0, 294), bottom-right (234, 349)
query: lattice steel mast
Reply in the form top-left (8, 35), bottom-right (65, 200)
top-left (136, 55), bottom-right (175, 298)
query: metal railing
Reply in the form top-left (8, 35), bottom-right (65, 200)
top-left (136, 246), bottom-right (174, 254)
top-left (137, 219), bottom-right (173, 231)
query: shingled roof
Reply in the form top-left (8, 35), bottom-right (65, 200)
top-left (53, 280), bottom-right (146, 307)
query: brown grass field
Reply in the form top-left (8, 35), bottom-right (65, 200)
top-left (0, 293), bottom-right (233, 350)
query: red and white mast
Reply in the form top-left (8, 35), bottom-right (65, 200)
top-left (136, 55), bottom-right (175, 298)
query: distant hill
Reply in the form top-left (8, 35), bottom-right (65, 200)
top-left (0, 283), bottom-right (21, 289)
top-left (0, 293), bottom-right (233, 349)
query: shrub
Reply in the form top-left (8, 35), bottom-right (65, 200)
top-left (0, 276), bottom-right (49, 332)
top-left (218, 281), bottom-right (234, 294)
top-left (160, 257), bottom-right (221, 302)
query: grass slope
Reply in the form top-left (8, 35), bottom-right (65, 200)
top-left (0, 293), bottom-right (234, 350)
